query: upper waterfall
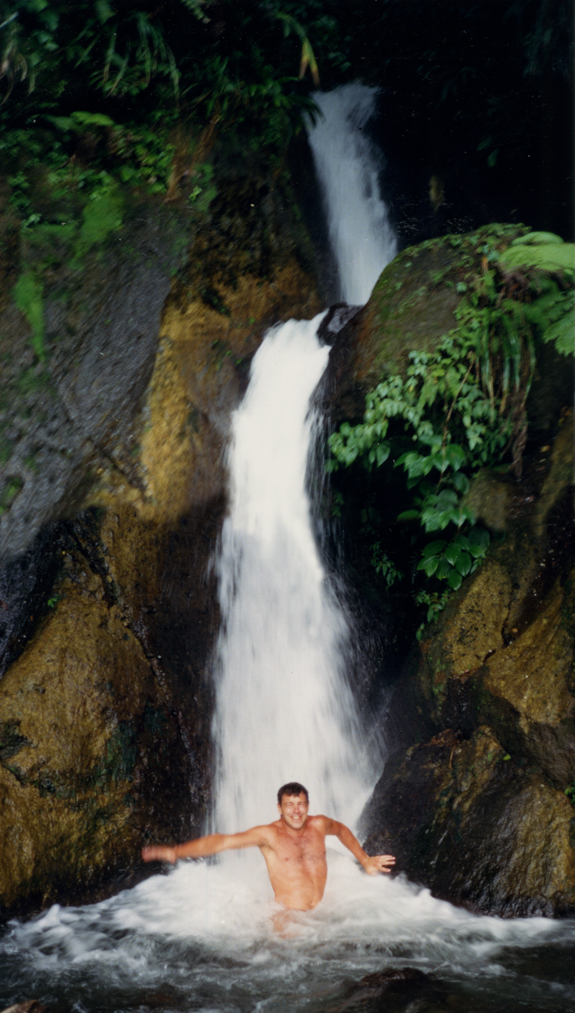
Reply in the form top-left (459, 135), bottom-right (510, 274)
top-left (307, 83), bottom-right (397, 304)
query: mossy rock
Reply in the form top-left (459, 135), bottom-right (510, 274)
top-left (326, 223), bottom-right (528, 416)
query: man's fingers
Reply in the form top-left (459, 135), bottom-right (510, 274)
top-left (365, 854), bottom-right (396, 874)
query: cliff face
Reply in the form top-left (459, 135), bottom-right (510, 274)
top-left (349, 230), bottom-right (575, 918)
top-left (362, 435), bottom-right (575, 916)
top-left (0, 165), bottom-right (321, 915)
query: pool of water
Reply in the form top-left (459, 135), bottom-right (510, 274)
top-left (1, 852), bottom-right (574, 1013)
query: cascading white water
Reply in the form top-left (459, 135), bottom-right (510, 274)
top-left (307, 83), bottom-right (397, 304)
top-left (212, 316), bottom-right (368, 835)
top-left (211, 83), bottom-right (396, 837)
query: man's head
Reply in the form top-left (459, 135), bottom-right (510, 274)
top-left (277, 782), bottom-right (309, 805)
top-left (277, 782), bottom-right (309, 830)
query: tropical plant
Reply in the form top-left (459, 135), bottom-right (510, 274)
top-left (327, 229), bottom-right (574, 625)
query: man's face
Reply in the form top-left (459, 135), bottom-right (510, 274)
top-left (278, 792), bottom-right (309, 830)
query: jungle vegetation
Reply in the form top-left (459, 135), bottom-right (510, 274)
top-left (0, 0), bottom-right (572, 218)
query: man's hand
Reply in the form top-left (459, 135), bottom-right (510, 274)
top-left (142, 845), bottom-right (177, 863)
top-left (362, 854), bottom-right (396, 875)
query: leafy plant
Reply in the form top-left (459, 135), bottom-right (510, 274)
top-left (370, 543), bottom-right (404, 587)
top-left (414, 588), bottom-right (450, 638)
top-left (328, 229), bottom-right (573, 631)
top-left (417, 527), bottom-right (490, 591)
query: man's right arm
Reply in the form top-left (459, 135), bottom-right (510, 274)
top-left (142, 826), bottom-right (269, 864)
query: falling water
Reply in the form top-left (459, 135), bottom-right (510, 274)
top-left (1, 85), bottom-right (574, 1013)
top-left (212, 82), bottom-right (396, 837)
top-left (307, 83), bottom-right (397, 304)
top-left (212, 315), bottom-right (369, 834)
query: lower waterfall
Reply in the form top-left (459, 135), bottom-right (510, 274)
top-left (212, 314), bottom-right (369, 837)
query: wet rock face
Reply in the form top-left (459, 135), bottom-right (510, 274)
top-left (362, 419), bottom-right (575, 917)
top-left (364, 727), bottom-right (575, 918)
top-left (0, 201), bottom-right (190, 560)
top-left (0, 164), bottom-right (321, 915)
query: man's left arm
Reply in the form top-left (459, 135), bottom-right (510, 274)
top-left (323, 817), bottom-right (395, 875)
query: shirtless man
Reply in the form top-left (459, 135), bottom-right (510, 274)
top-left (142, 781), bottom-right (395, 911)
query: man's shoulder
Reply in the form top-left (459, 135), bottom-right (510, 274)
top-left (306, 814), bottom-right (332, 833)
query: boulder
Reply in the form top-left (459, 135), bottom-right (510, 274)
top-left (363, 725), bottom-right (575, 917)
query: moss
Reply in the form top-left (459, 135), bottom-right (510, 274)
top-left (73, 187), bottom-right (124, 263)
top-left (0, 476), bottom-right (23, 515)
top-left (13, 271), bottom-right (45, 361)
top-left (16, 366), bottom-right (52, 396)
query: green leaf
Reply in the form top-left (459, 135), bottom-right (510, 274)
top-left (418, 555), bottom-right (439, 577)
top-left (452, 472), bottom-right (470, 494)
top-left (468, 526), bottom-right (490, 551)
top-left (422, 539), bottom-right (446, 557)
top-left (542, 303), bottom-right (575, 356)
top-left (376, 442), bottom-right (391, 466)
top-left (95, 0), bottom-right (114, 23)
top-left (444, 544), bottom-right (461, 566)
top-left (452, 533), bottom-right (470, 550)
top-left (499, 243), bottom-right (575, 273)
top-left (446, 444), bottom-right (467, 470)
top-left (448, 569), bottom-right (463, 590)
top-left (397, 509), bottom-right (420, 522)
top-left (436, 556), bottom-right (451, 579)
top-left (510, 231), bottom-right (564, 246)
top-left (72, 110), bottom-right (115, 127)
top-left (455, 551), bottom-right (472, 576)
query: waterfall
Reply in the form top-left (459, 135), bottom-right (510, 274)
top-left (212, 317), bottom-right (367, 833)
top-left (4, 85), bottom-right (572, 1013)
top-left (307, 83), bottom-right (397, 304)
top-left (212, 84), bottom-right (397, 836)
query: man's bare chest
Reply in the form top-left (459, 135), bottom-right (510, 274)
top-left (271, 830), bottom-right (326, 870)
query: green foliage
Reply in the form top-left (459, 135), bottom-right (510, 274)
top-left (499, 234), bottom-right (575, 357)
top-left (188, 161), bottom-right (217, 213)
top-left (565, 779), bottom-right (575, 807)
top-left (414, 588), bottom-right (450, 638)
top-left (327, 230), bottom-right (575, 625)
top-left (328, 332), bottom-right (496, 606)
top-left (417, 527), bottom-right (490, 590)
top-left (13, 270), bottom-right (44, 359)
top-left (370, 543), bottom-right (404, 587)
top-left (74, 183), bottom-right (123, 259)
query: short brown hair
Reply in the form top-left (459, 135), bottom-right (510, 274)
top-left (277, 782), bottom-right (309, 804)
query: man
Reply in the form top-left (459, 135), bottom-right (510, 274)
top-left (142, 781), bottom-right (395, 912)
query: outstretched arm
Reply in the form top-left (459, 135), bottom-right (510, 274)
top-left (323, 817), bottom-right (395, 875)
top-left (142, 826), bottom-right (269, 864)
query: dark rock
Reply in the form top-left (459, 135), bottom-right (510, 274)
top-left (0, 201), bottom-right (191, 559)
top-left (363, 725), bottom-right (575, 917)
top-left (327, 967), bottom-right (429, 1012)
